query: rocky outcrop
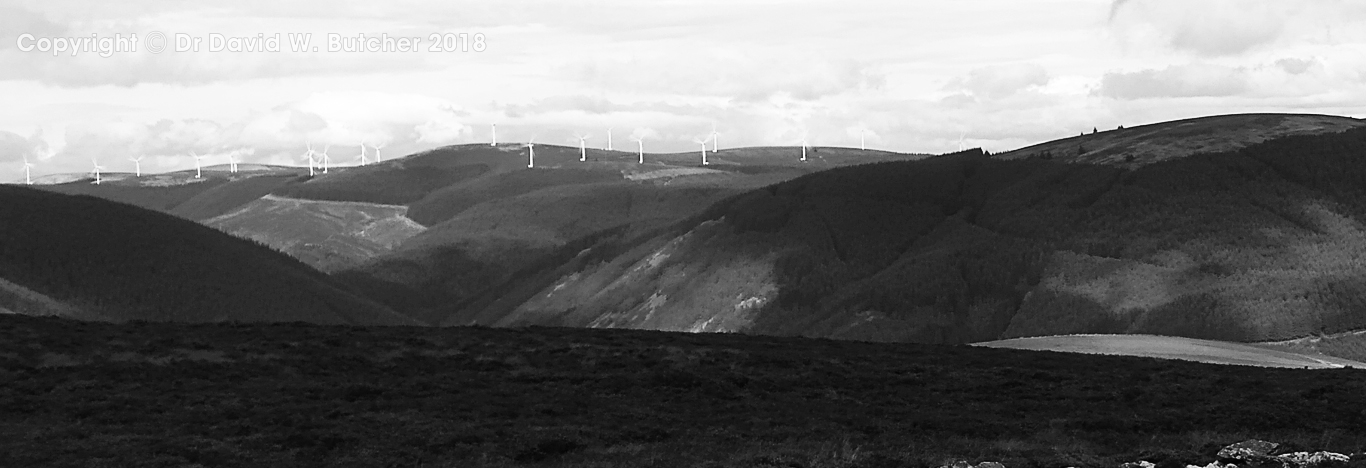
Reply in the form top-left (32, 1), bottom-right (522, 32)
top-left (939, 440), bottom-right (1356, 468)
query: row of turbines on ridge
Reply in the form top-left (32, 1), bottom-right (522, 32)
top-left (497, 124), bottom-right (885, 169)
top-left (14, 125), bottom-right (969, 185)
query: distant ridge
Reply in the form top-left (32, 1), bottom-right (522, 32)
top-left (996, 113), bottom-right (1365, 166)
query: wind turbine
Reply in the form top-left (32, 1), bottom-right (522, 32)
top-left (192, 151), bottom-right (206, 178)
top-left (491, 123), bottom-right (497, 146)
top-left (320, 145), bottom-right (331, 173)
top-left (303, 143), bottom-right (317, 176)
top-left (693, 136), bottom-right (711, 166)
top-left (958, 133), bottom-right (966, 152)
top-left (226, 153), bottom-right (239, 173)
top-left (606, 128), bottom-right (613, 151)
top-left (525, 137), bottom-right (537, 168)
top-left (801, 138), bottom-right (808, 162)
top-left (90, 158), bottom-right (104, 185)
top-left (22, 156), bottom-right (34, 185)
top-left (860, 129), bottom-right (867, 151)
top-left (357, 141), bottom-right (368, 165)
top-left (576, 133), bottom-right (591, 162)
top-left (372, 143), bottom-right (384, 163)
top-left (710, 124), bottom-right (720, 153)
top-left (129, 155), bottom-right (144, 177)
top-left (630, 136), bottom-right (644, 164)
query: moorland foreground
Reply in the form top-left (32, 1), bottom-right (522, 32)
top-left (2, 314), bottom-right (1364, 468)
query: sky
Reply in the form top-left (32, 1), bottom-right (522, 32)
top-left (2, 0), bottom-right (1365, 182)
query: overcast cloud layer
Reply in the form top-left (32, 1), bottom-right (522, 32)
top-left (2, 0), bottom-right (1365, 181)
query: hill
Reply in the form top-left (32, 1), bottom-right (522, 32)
top-left (206, 195), bottom-right (426, 273)
top-left (974, 334), bottom-right (1365, 369)
top-left (3, 313), bottom-right (1365, 467)
top-left (302, 144), bottom-right (926, 321)
top-left (994, 113), bottom-right (1364, 166)
top-left (37, 166), bottom-right (308, 220)
top-left (478, 126), bottom-right (1366, 361)
top-left (0, 185), bottom-right (417, 325)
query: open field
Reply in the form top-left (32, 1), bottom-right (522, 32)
top-left (3, 314), bottom-right (1365, 467)
top-left (973, 334), bottom-right (1366, 369)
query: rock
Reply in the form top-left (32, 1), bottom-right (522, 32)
top-left (938, 460), bottom-right (1005, 468)
top-left (1220, 440), bottom-right (1282, 461)
top-left (1122, 461), bottom-right (1157, 468)
top-left (1277, 451), bottom-right (1350, 468)
top-left (1187, 463), bottom-right (1236, 468)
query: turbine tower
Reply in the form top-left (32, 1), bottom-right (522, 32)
top-left (129, 156), bottom-right (144, 177)
top-left (303, 143), bottom-right (317, 176)
top-left (606, 128), bottom-right (613, 151)
top-left (22, 156), bottom-right (34, 185)
top-left (226, 154), bottom-right (239, 173)
top-left (630, 136), bottom-right (644, 164)
top-left (192, 151), bottom-right (206, 178)
top-left (90, 158), bottom-right (104, 185)
top-left (491, 123), bottom-right (497, 146)
top-left (372, 143), bottom-right (384, 163)
top-left (357, 141), bottom-right (368, 165)
top-left (801, 138), bottom-right (808, 162)
top-left (525, 137), bottom-right (537, 168)
top-left (576, 133), bottom-right (591, 162)
top-left (320, 145), bottom-right (331, 173)
top-left (710, 124), bottom-right (719, 153)
top-left (860, 129), bottom-right (867, 151)
top-left (958, 133), bottom-right (966, 152)
top-left (693, 136), bottom-right (711, 166)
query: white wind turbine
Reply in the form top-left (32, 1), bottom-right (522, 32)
top-left (320, 145), bottom-right (332, 173)
top-left (801, 137), bottom-right (809, 162)
top-left (129, 155), bottom-right (144, 177)
top-left (576, 133), bottom-right (591, 162)
top-left (630, 135), bottom-right (644, 164)
top-left (226, 153), bottom-right (239, 173)
top-left (371, 142), bottom-right (384, 163)
top-left (710, 124), bottom-right (720, 153)
top-left (958, 132), bottom-right (966, 152)
top-left (357, 141), bottom-right (368, 166)
top-left (192, 151), bottom-right (207, 178)
top-left (525, 137), bottom-right (537, 168)
top-left (606, 128), bottom-right (613, 151)
top-left (693, 135), bottom-right (711, 165)
top-left (302, 143), bottom-right (317, 176)
top-left (860, 128), bottom-right (867, 151)
top-left (491, 123), bottom-right (497, 146)
top-left (22, 156), bottom-right (34, 185)
top-left (90, 158), bottom-right (104, 185)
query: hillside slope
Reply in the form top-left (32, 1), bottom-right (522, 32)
top-left (995, 113), bottom-right (1364, 166)
top-left (0, 186), bottom-right (418, 325)
top-left (323, 144), bottom-right (927, 322)
top-left (488, 127), bottom-right (1366, 357)
top-left (206, 195), bottom-right (426, 273)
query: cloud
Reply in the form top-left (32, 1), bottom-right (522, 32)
top-left (1275, 57), bottom-right (1316, 75)
top-left (946, 63), bottom-right (1051, 99)
top-left (1096, 64), bottom-right (1250, 99)
top-left (0, 6), bottom-right (67, 52)
top-left (1108, 0), bottom-right (1366, 57)
top-left (567, 53), bottom-right (884, 102)
top-left (0, 129), bottom-right (48, 163)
